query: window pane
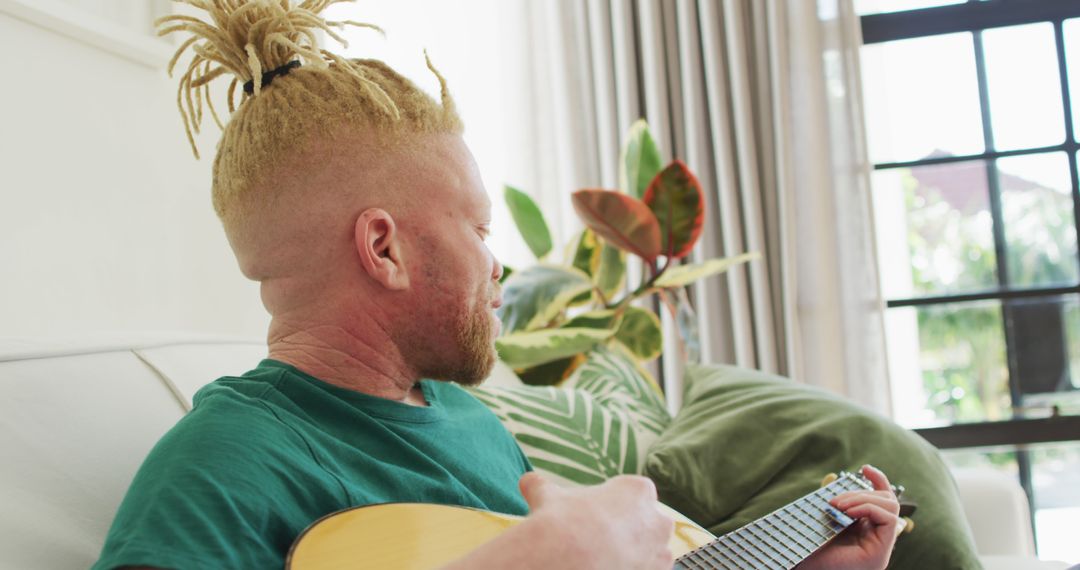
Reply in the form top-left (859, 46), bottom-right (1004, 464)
top-left (1012, 293), bottom-right (1080, 407)
top-left (1031, 443), bottom-right (1080, 564)
top-left (885, 301), bottom-right (1011, 428)
top-left (997, 153), bottom-right (1079, 287)
top-left (854, 0), bottom-right (964, 16)
top-left (1071, 294), bottom-right (1080, 398)
top-left (872, 160), bottom-right (998, 299)
top-left (861, 34), bottom-right (985, 163)
top-left (983, 24), bottom-right (1066, 151)
top-left (1006, 294), bottom-right (1080, 399)
top-left (942, 448), bottom-right (1018, 478)
top-left (1067, 19), bottom-right (1080, 142)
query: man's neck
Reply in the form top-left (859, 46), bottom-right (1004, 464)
top-left (266, 318), bottom-right (428, 406)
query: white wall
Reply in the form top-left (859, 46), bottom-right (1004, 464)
top-left (0, 4), bottom-right (269, 339)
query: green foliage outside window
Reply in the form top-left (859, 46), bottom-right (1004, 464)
top-left (900, 165), bottom-right (1079, 427)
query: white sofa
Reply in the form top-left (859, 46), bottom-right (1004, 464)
top-left (0, 334), bottom-right (1069, 569)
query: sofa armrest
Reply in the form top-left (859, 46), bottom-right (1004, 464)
top-left (951, 467), bottom-right (1036, 557)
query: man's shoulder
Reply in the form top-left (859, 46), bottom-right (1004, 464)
top-left (152, 372), bottom-right (301, 467)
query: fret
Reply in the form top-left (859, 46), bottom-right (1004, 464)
top-left (761, 517), bottom-right (814, 561)
top-left (713, 534), bottom-right (760, 569)
top-left (774, 507), bottom-right (819, 551)
top-left (809, 490), bottom-right (839, 512)
top-left (730, 526), bottom-right (768, 563)
top-left (723, 532), bottom-right (778, 570)
top-left (811, 489), bottom-right (839, 509)
top-left (690, 534), bottom-right (752, 570)
top-left (729, 524), bottom-right (783, 568)
top-left (673, 551), bottom-right (700, 569)
top-left (712, 543), bottom-right (750, 570)
top-left (678, 552), bottom-right (712, 565)
top-left (679, 549), bottom-right (717, 570)
top-left (726, 534), bottom-right (766, 570)
top-left (744, 522), bottom-right (797, 568)
top-left (703, 538), bottom-right (752, 570)
top-left (689, 541), bottom-right (729, 570)
top-left (691, 547), bottom-right (725, 570)
top-left (792, 500), bottom-right (832, 541)
top-left (779, 504), bottom-right (822, 549)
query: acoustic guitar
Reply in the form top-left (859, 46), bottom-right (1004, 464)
top-left (287, 470), bottom-right (878, 570)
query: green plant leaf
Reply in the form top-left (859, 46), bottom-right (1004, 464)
top-left (568, 232), bottom-right (597, 305)
top-left (593, 242), bottom-right (626, 301)
top-left (467, 385), bottom-right (630, 484)
top-left (653, 253), bottom-right (760, 288)
top-left (620, 119), bottom-right (663, 199)
top-left (562, 309), bottom-right (619, 330)
top-left (515, 355), bottom-right (583, 386)
top-left (495, 327), bottom-right (613, 369)
top-left (498, 265), bottom-right (593, 333)
top-left (499, 265), bottom-right (513, 284)
top-left (644, 160), bottom-right (705, 259)
top-left (571, 229), bottom-right (599, 277)
top-left (571, 189), bottom-right (662, 262)
top-left (504, 185), bottom-right (553, 259)
top-left (614, 307), bottom-right (663, 361)
top-left (564, 345), bottom-right (669, 435)
top-left (469, 345), bottom-right (672, 487)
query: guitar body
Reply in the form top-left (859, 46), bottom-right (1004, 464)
top-left (286, 502), bottom-right (715, 569)
top-left (286, 472), bottom-right (877, 569)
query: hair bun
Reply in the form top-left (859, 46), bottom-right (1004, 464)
top-left (155, 0), bottom-right (381, 157)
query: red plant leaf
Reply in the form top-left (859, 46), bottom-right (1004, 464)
top-left (571, 189), bottom-right (662, 262)
top-left (643, 160), bottom-right (705, 259)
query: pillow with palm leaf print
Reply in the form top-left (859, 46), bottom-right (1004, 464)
top-left (469, 346), bottom-right (671, 487)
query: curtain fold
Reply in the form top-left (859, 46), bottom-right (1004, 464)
top-left (510, 0), bottom-right (891, 415)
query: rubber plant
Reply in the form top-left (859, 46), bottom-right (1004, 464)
top-left (495, 120), bottom-right (758, 385)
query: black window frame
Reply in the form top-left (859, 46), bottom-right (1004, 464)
top-left (860, 0), bottom-right (1080, 549)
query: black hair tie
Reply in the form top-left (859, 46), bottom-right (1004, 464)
top-left (243, 60), bottom-right (302, 95)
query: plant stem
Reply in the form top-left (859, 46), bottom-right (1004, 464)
top-left (606, 256), bottom-right (671, 311)
top-left (592, 285), bottom-right (609, 307)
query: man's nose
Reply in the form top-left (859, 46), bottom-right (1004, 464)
top-left (492, 259), bottom-right (504, 282)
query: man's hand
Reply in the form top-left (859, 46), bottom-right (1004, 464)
top-left (799, 465), bottom-right (902, 570)
top-left (440, 473), bottom-right (673, 570)
top-left (519, 472), bottom-right (675, 570)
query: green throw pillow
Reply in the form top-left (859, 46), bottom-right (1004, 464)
top-left (643, 363), bottom-right (981, 570)
top-left (471, 346), bottom-right (670, 487)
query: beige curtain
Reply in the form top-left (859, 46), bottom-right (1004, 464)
top-left (507, 0), bottom-right (892, 415)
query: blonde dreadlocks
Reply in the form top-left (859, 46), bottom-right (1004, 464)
top-left (156, 0), bottom-right (463, 232)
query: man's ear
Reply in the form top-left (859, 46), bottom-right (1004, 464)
top-left (354, 208), bottom-right (409, 291)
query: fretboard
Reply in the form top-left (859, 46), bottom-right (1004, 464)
top-left (673, 471), bottom-right (872, 570)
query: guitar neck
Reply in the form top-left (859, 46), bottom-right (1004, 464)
top-left (673, 472), bottom-right (872, 570)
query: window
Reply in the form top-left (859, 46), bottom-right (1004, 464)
top-left (858, 0), bottom-right (1080, 562)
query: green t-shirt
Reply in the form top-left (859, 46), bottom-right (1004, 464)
top-left (93, 359), bottom-right (532, 570)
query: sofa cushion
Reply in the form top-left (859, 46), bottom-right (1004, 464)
top-left (643, 363), bottom-right (983, 570)
top-left (470, 346), bottom-right (670, 486)
top-left (0, 350), bottom-right (188, 570)
top-left (134, 341), bottom-right (267, 407)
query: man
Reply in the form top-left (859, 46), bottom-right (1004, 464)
top-left (95, 1), bottom-right (901, 568)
